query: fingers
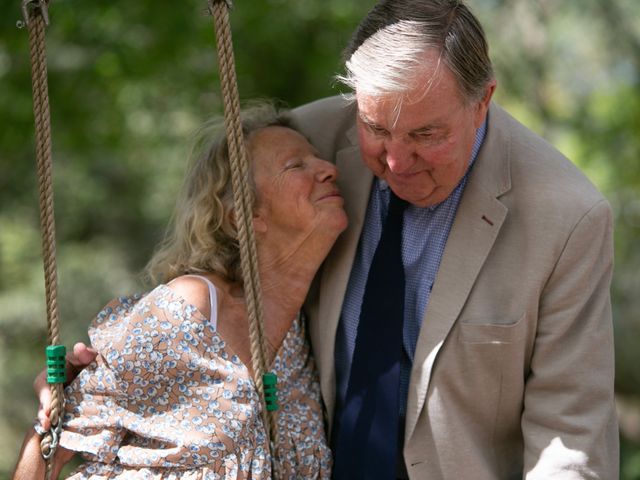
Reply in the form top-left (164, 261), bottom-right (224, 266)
top-left (70, 342), bottom-right (97, 368)
top-left (37, 401), bottom-right (51, 431)
top-left (33, 370), bottom-right (52, 431)
top-left (33, 342), bottom-right (96, 432)
top-left (65, 342), bottom-right (97, 380)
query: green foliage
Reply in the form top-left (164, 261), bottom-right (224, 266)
top-left (1, 0), bottom-right (639, 476)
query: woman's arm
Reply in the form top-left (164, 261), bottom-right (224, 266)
top-left (34, 343), bottom-right (97, 430)
top-left (12, 427), bottom-right (74, 480)
top-left (13, 342), bottom-right (96, 479)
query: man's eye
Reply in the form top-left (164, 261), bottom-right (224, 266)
top-left (413, 131), bottom-right (438, 144)
top-left (368, 124), bottom-right (387, 136)
top-left (416, 132), bottom-right (432, 140)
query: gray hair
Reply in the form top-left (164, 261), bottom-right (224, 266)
top-left (337, 0), bottom-right (494, 103)
top-left (145, 102), bottom-right (293, 285)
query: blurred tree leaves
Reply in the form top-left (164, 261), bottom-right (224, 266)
top-left (1, 0), bottom-right (639, 476)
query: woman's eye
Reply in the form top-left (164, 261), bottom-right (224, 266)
top-left (284, 160), bottom-right (303, 170)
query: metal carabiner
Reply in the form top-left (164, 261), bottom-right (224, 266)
top-left (17, 0), bottom-right (50, 29)
top-left (206, 0), bottom-right (234, 15)
top-left (40, 421), bottom-right (61, 460)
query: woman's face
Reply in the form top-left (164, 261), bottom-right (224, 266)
top-left (250, 126), bottom-right (348, 241)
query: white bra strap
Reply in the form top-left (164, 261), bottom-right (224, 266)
top-left (183, 275), bottom-right (218, 330)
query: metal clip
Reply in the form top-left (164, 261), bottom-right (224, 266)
top-left (40, 420), bottom-right (62, 460)
top-left (206, 0), bottom-right (233, 15)
top-left (17, 0), bottom-right (50, 29)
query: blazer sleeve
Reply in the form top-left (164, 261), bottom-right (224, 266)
top-left (523, 199), bottom-right (619, 479)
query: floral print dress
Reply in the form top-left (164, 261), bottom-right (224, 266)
top-left (59, 284), bottom-right (332, 479)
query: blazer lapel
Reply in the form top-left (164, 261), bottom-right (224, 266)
top-left (310, 125), bottom-right (373, 422)
top-left (404, 104), bottom-right (512, 443)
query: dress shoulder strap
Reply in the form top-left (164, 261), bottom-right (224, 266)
top-left (182, 274), bottom-right (219, 330)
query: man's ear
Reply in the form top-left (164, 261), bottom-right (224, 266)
top-left (474, 79), bottom-right (497, 128)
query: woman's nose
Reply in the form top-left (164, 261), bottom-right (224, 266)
top-left (316, 158), bottom-right (338, 181)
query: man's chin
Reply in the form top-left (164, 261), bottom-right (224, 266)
top-left (387, 180), bottom-right (436, 205)
top-left (391, 188), bottom-right (449, 208)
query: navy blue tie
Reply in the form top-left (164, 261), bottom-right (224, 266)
top-left (333, 191), bottom-right (408, 479)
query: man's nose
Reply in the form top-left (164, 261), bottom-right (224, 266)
top-left (384, 137), bottom-right (414, 174)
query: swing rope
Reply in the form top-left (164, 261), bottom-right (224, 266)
top-left (21, 0), bottom-right (281, 476)
top-left (18, 0), bottom-right (280, 479)
top-left (208, 1), bottom-right (281, 472)
top-left (20, 1), bottom-right (65, 478)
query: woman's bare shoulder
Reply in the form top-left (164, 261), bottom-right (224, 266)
top-left (166, 274), bottom-right (220, 320)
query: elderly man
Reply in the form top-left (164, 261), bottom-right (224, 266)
top-left (293, 0), bottom-right (618, 479)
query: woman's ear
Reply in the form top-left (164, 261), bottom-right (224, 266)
top-left (253, 213), bottom-right (268, 234)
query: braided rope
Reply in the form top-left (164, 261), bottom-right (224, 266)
top-left (209, 0), bottom-right (281, 475)
top-left (23, 3), bottom-right (64, 479)
top-left (23, 1), bottom-right (278, 476)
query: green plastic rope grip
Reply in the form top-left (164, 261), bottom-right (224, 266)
top-left (46, 345), bottom-right (66, 384)
top-left (263, 372), bottom-right (278, 411)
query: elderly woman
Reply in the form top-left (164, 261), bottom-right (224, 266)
top-left (13, 104), bottom-right (347, 479)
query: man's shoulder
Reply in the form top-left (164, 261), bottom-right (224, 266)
top-left (292, 95), bottom-right (354, 120)
top-left (290, 96), bottom-right (358, 160)
top-left (487, 103), bottom-right (607, 213)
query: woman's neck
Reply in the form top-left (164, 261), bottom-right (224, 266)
top-left (257, 232), bottom-right (333, 322)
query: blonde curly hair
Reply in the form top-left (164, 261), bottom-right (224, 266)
top-left (145, 102), bottom-right (293, 285)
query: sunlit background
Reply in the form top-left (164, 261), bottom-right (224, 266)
top-left (1, 0), bottom-right (639, 476)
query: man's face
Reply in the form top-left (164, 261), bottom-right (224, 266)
top-left (355, 54), bottom-right (495, 207)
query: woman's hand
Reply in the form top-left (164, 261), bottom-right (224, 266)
top-left (35, 342), bottom-right (97, 430)
top-left (12, 427), bottom-right (75, 480)
top-left (14, 343), bottom-right (96, 479)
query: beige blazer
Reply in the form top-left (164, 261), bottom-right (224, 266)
top-left (292, 96), bottom-right (619, 479)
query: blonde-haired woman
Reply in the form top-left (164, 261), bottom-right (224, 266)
top-left (13, 104), bottom-right (347, 479)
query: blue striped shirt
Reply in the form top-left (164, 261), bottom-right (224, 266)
top-left (334, 119), bottom-right (487, 422)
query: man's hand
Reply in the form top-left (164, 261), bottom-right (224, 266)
top-left (35, 342), bottom-right (97, 430)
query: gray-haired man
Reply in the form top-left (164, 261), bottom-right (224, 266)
top-left (294, 0), bottom-right (619, 478)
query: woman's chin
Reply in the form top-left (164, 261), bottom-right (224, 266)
top-left (324, 209), bottom-right (349, 235)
